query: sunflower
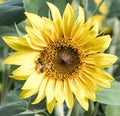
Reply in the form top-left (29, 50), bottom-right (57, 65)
top-left (94, 0), bottom-right (108, 30)
top-left (3, 2), bottom-right (117, 113)
top-left (0, 0), bottom-right (3, 4)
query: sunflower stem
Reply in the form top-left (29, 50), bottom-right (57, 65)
top-left (108, 18), bottom-right (119, 75)
top-left (70, 100), bottom-right (79, 116)
top-left (55, 103), bottom-right (64, 116)
top-left (1, 47), bottom-right (11, 102)
top-left (92, 0), bottom-right (104, 16)
top-left (89, 101), bottom-right (94, 114)
top-left (91, 102), bottom-right (99, 116)
top-left (84, 101), bottom-right (94, 116)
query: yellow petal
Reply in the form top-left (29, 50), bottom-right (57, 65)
top-left (55, 79), bottom-right (64, 105)
top-left (68, 78), bottom-right (96, 101)
top-left (47, 98), bottom-right (56, 113)
top-left (64, 79), bottom-right (74, 109)
top-left (85, 53), bottom-right (118, 68)
top-left (75, 92), bottom-right (89, 110)
top-left (74, 77), bottom-right (96, 101)
top-left (3, 36), bottom-right (30, 51)
top-left (62, 3), bottom-right (75, 38)
top-left (96, 80), bottom-right (111, 88)
top-left (19, 72), bottom-right (44, 98)
top-left (73, 17), bottom-right (94, 40)
top-left (25, 26), bottom-right (47, 50)
top-left (72, 18), bottom-right (98, 43)
top-left (26, 26), bottom-right (47, 44)
top-left (4, 51), bottom-right (39, 65)
top-left (79, 73), bottom-right (99, 92)
top-left (85, 16), bottom-right (95, 27)
top-left (47, 2), bottom-right (61, 35)
top-left (42, 17), bottom-right (58, 41)
top-left (76, 23), bottom-right (98, 45)
top-left (68, 78), bottom-right (78, 92)
top-left (71, 6), bottom-right (85, 39)
top-left (10, 75), bottom-right (28, 80)
top-left (46, 78), bottom-right (56, 103)
top-left (84, 35), bottom-right (111, 54)
top-left (40, 29), bottom-right (51, 44)
top-left (22, 72), bottom-right (45, 90)
top-left (86, 65), bottom-right (115, 81)
top-left (68, 78), bottom-right (82, 95)
top-left (71, 22), bottom-right (81, 39)
top-left (83, 66), bottom-right (115, 87)
top-left (25, 12), bottom-right (43, 29)
top-left (12, 62), bottom-right (36, 76)
top-left (68, 78), bottom-right (89, 110)
top-left (77, 6), bottom-right (85, 24)
top-left (32, 77), bottom-right (49, 104)
top-left (19, 89), bottom-right (36, 98)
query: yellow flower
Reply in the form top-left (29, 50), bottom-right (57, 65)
top-left (3, 2), bottom-right (117, 113)
top-left (0, 0), bottom-right (3, 4)
top-left (94, 0), bottom-right (108, 28)
top-left (94, 0), bottom-right (108, 15)
top-left (0, 83), bottom-right (2, 93)
top-left (24, 18), bottom-right (30, 25)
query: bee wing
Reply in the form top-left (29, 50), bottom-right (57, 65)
top-left (46, 64), bottom-right (51, 69)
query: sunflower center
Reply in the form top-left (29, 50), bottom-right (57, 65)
top-left (53, 47), bottom-right (80, 74)
top-left (40, 38), bottom-right (83, 79)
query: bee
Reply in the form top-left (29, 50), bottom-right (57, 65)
top-left (37, 58), bottom-right (51, 73)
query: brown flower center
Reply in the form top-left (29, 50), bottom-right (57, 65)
top-left (53, 47), bottom-right (80, 74)
top-left (38, 38), bottom-right (85, 79)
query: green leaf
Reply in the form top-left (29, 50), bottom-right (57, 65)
top-left (0, 26), bottom-right (18, 48)
top-left (107, 0), bottom-right (120, 18)
top-left (13, 113), bottom-right (34, 116)
top-left (88, 0), bottom-right (96, 13)
top-left (52, 0), bottom-right (67, 15)
top-left (66, 0), bottom-right (73, 4)
top-left (23, 0), bottom-right (73, 17)
top-left (14, 114), bottom-right (34, 116)
top-left (96, 82), bottom-right (120, 105)
top-left (23, 0), bottom-right (49, 17)
top-left (0, 26), bottom-right (17, 36)
top-left (0, 90), bottom-right (48, 116)
top-left (113, 63), bottom-right (120, 78)
top-left (14, 23), bottom-right (26, 36)
top-left (14, 111), bottom-right (35, 116)
top-left (14, 110), bottom-right (49, 116)
top-left (105, 105), bottom-right (120, 116)
top-left (0, 91), bottom-right (28, 116)
top-left (49, 0), bottom-right (73, 16)
top-left (0, 0), bottom-right (26, 26)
